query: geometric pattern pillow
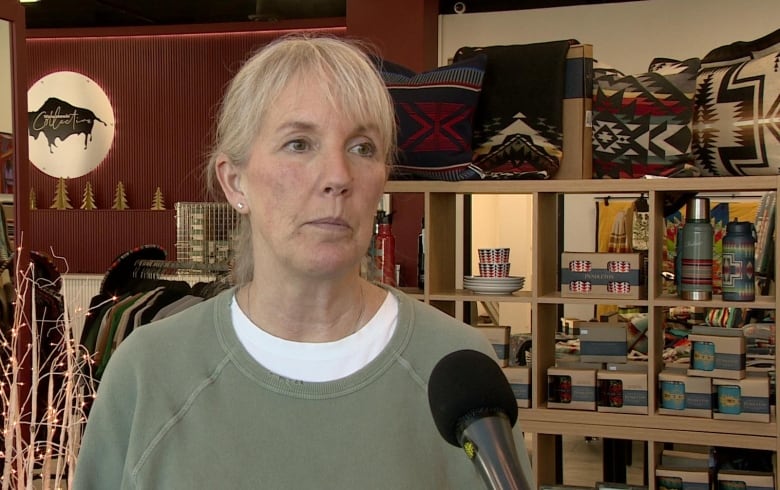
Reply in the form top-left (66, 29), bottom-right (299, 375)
top-left (693, 28), bottom-right (780, 176)
top-left (378, 55), bottom-right (487, 181)
top-left (453, 40), bottom-right (573, 180)
top-left (592, 57), bottom-right (700, 178)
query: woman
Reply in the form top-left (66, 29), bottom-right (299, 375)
top-left (74, 34), bottom-right (533, 489)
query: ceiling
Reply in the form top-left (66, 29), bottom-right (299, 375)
top-left (21, 0), bottom-right (639, 30)
top-left (21, 0), bottom-right (348, 29)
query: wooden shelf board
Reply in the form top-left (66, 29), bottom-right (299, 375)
top-left (520, 407), bottom-right (775, 440)
top-left (520, 418), bottom-right (776, 451)
top-left (535, 291), bottom-right (649, 306)
top-left (653, 294), bottom-right (776, 309)
top-left (386, 176), bottom-right (778, 195)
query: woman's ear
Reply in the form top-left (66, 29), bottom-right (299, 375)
top-left (214, 156), bottom-right (249, 213)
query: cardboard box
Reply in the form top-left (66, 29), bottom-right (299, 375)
top-left (597, 368), bottom-right (648, 414)
top-left (717, 470), bottom-right (775, 490)
top-left (556, 44), bottom-right (594, 180)
top-left (561, 252), bottom-right (646, 300)
top-left (660, 448), bottom-right (713, 469)
top-left (687, 326), bottom-right (746, 380)
top-left (713, 373), bottom-right (771, 422)
top-left (477, 326), bottom-right (511, 367)
top-left (658, 368), bottom-right (715, 418)
top-left (503, 366), bottom-right (531, 408)
top-left (578, 322), bottom-right (627, 363)
top-left (547, 365), bottom-right (596, 411)
top-left (655, 467), bottom-right (710, 489)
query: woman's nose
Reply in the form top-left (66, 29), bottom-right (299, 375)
top-left (322, 151), bottom-right (353, 196)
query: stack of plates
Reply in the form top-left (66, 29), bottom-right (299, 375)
top-left (463, 276), bottom-right (525, 295)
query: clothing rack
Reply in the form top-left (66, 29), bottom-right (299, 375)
top-left (132, 259), bottom-right (230, 281)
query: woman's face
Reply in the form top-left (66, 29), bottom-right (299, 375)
top-left (235, 76), bottom-right (388, 280)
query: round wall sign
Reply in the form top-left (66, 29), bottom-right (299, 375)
top-left (27, 71), bottom-right (115, 178)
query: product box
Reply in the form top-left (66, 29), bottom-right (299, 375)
top-left (597, 368), bottom-right (648, 414)
top-left (660, 448), bottom-right (713, 469)
top-left (687, 326), bottom-right (746, 380)
top-left (658, 368), bottom-right (715, 418)
top-left (578, 322), bottom-right (627, 363)
top-left (556, 43), bottom-right (594, 180)
top-left (503, 366), bottom-right (531, 408)
top-left (596, 483), bottom-right (648, 490)
top-left (547, 365), bottom-right (596, 411)
top-left (717, 470), bottom-right (775, 490)
top-left (477, 326), bottom-right (511, 367)
top-left (655, 467), bottom-right (710, 490)
top-left (561, 252), bottom-right (646, 300)
top-left (712, 373), bottom-right (771, 422)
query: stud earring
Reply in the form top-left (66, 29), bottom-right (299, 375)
top-left (237, 202), bottom-right (245, 210)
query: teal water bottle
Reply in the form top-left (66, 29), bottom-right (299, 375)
top-left (679, 197), bottom-right (713, 301)
top-left (722, 220), bottom-right (756, 301)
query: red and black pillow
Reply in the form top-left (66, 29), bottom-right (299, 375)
top-left (377, 55), bottom-right (488, 181)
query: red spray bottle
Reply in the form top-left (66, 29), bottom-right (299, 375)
top-left (374, 210), bottom-right (396, 286)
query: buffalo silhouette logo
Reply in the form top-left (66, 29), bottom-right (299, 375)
top-left (28, 97), bottom-right (108, 153)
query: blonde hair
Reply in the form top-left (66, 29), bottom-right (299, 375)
top-left (206, 33), bottom-right (397, 285)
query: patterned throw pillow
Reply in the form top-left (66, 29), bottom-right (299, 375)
top-left (454, 40), bottom-right (573, 180)
top-left (693, 28), bottom-right (780, 176)
top-left (592, 58), bottom-right (700, 178)
top-left (378, 55), bottom-right (487, 181)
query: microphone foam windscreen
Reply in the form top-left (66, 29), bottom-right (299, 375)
top-left (427, 349), bottom-right (519, 446)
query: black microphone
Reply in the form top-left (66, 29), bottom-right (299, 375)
top-left (428, 349), bottom-right (531, 490)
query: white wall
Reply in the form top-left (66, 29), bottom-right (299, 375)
top-left (0, 20), bottom-right (12, 135)
top-left (442, 0), bottom-right (779, 324)
top-left (440, 0), bottom-right (780, 72)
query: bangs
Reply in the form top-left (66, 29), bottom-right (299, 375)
top-left (269, 39), bottom-right (396, 163)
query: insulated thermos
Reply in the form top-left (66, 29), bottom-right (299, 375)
top-left (678, 197), bottom-right (713, 301)
top-left (722, 220), bottom-right (757, 301)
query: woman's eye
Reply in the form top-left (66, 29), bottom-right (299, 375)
top-left (350, 141), bottom-right (376, 158)
top-left (284, 139), bottom-right (310, 152)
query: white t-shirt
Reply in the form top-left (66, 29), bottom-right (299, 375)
top-left (231, 291), bottom-right (398, 382)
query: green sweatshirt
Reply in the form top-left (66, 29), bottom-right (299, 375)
top-left (74, 287), bottom-right (533, 489)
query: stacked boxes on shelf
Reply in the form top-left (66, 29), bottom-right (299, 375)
top-left (655, 446), bottom-right (774, 489)
top-left (547, 322), bottom-right (648, 414)
top-left (658, 325), bottom-right (770, 422)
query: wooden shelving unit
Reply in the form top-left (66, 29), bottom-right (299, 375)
top-left (385, 176), bottom-right (779, 487)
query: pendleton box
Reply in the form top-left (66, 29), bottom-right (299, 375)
top-left (712, 373), bottom-right (771, 422)
top-left (578, 322), bottom-right (627, 363)
top-left (597, 368), bottom-right (648, 414)
top-left (547, 365), bottom-right (597, 411)
top-left (687, 326), bottom-right (746, 380)
top-left (655, 467), bottom-right (710, 490)
top-left (503, 366), bottom-right (531, 408)
top-left (717, 470), bottom-right (775, 490)
top-left (561, 252), bottom-right (647, 300)
top-left (477, 326), bottom-right (511, 367)
top-left (658, 368), bottom-right (715, 418)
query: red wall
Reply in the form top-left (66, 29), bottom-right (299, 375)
top-left (25, 21), bottom-right (345, 272)
top-left (24, 2), bottom-right (438, 280)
